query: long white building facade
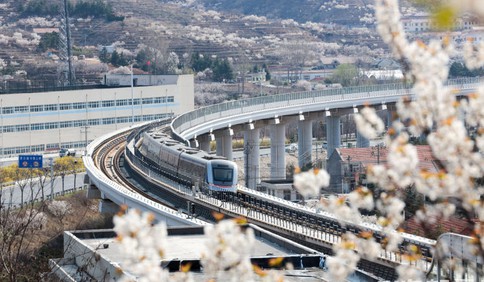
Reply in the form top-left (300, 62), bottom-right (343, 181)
top-left (0, 74), bottom-right (194, 157)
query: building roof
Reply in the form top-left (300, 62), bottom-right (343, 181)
top-left (33, 27), bottom-right (59, 34)
top-left (402, 215), bottom-right (475, 237)
top-left (336, 145), bottom-right (441, 172)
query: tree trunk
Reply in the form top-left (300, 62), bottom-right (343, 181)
top-left (61, 175), bottom-right (65, 195)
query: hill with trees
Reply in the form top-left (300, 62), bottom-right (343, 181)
top-left (200, 0), bottom-right (376, 25)
top-left (0, 0), bottom-right (416, 89)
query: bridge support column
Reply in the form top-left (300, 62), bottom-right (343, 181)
top-left (222, 134), bottom-right (233, 160)
top-left (298, 120), bottom-right (312, 169)
top-left (215, 130), bottom-right (233, 160)
top-left (216, 136), bottom-right (223, 156)
top-left (386, 109), bottom-right (393, 129)
top-left (244, 128), bottom-right (260, 189)
top-left (189, 139), bottom-right (198, 148)
top-left (198, 134), bottom-right (211, 153)
top-left (86, 184), bottom-right (101, 199)
top-left (326, 116), bottom-right (341, 158)
top-left (270, 123), bottom-right (286, 180)
top-left (356, 131), bottom-right (370, 148)
top-left (99, 199), bottom-right (119, 214)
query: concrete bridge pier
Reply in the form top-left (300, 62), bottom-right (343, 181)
top-left (386, 109), bottom-right (393, 129)
top-left (85, 177), bottom-right (120, 214)
top-left (298, 119), bottom-right (313, 169)
top-left (86, 183), bottom-right (101, 200)
top-left (356, 131), bottom-right (370, 148)
top-left (270, 123), bottom-right (286, 180)
top-left (198, 134), bottom-right (211, 153)
top-left (244, 127), bottom-right (260, 189)
top-left (215, 129), bottom-right (233, 160)
top-left (189, 139), bottom-right (198, 148)
top-left (326, 116), bottom-right (341, 158)
top-left (99, 199), bottom-right (120, 214)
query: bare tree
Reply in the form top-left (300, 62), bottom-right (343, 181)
top-left (0, 188), bottom-right (48, 281)
top-left (11, 165), bottom-right (31, 207)
top-left (32, 167), bottom-right (53, 202)
top-left (279, 40), bottom-right (317, 82)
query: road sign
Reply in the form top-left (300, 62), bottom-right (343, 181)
top-left (18, 155), bottom-right (43, 169)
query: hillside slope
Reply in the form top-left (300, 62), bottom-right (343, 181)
top-left (201, 0), bottom-right (373, 25)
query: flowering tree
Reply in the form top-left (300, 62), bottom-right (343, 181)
top-left (293, 0), bottom-right (484, 280)
top-left (113, 1), bottom-right (483, 281)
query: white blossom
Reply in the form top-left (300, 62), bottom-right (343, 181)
top-left (48, 200), bottom-right (72, 218)
top-left (354, 106), bottom-right (385, 139)
top-left (293, 168), bottom-right (330, 198)
top-left (113, 209), bottom-right (170, 281)
top-left (201, 220), bottom-right (255, 282)
top-left (396, 264), bottom-right (425, 281)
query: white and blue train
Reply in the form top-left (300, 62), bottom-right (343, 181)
top-left (136, 129), bottom-right (238, 193)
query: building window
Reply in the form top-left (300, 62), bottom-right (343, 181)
top-left (3, 147), bottom-right (16, 155)
top-left (14, 106), bottom-right (28, 113)
top-left (88, 101), bottom-right (100, 108)
top-left (142, 97), bottom-right (154, 104)
top-left (116, 99), bottom-right (128, 106)
top-left (88, 119), bottom-right (100, 126)
top-left (31, 123), bottom-right (45, 130)
top-left (73, 120), bottom-right (84, 127)
top-left (44, 104), bottom-right (58, 111)
top-left (60, 121), bottom-right (72, 128)
top-left (2, 107), bottom-right (14, 114)
top-left (30, 105), bottom-right (43, 112)
top-left (46, 143), bottom-right (60, 149)
top-left (45, 122), bottom-right (58, 129)
top-left (60, 103), bottom-right (72, 110)
top-left (3, 125), bottom-right (15, 133)
top-left (31, 144), bottom-right (44, 152)
top-left (116, 117), bottom-right (130, 123)
top-left (102, 100), bottom-right (115, 108)
top-left (73, 102), bottom-right (85, 109)
top-left (16, 124), bottom-right (29, 132)
top-left (16, 146), bottom-right (30, 154)
top-left (102, 117), bottom-right (116, 124)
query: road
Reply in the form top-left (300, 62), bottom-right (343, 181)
top-left (1, 173), bottom-right (87, 206)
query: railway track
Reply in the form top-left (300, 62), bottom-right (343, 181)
top-left (90, 120), bottom-right (195, 215)
top-left (90, 122), bottom-right (437, 281)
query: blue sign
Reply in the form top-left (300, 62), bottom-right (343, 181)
top-left (18, 155), bottom-right (43, 169)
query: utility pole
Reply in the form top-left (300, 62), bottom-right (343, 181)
top-left (49, 157), bottom-right (54, 199)
top-left (371, 142), bottom-right (385, 164)
top-left (131, 64), bottom-right (134, 125)
top-left (81, 126), bottom-right (90, 148)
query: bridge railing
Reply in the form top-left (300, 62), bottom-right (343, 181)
top-left (83, 124), bottom-right (206, 226)
top-left (172, 77), bottom-right (482, 141)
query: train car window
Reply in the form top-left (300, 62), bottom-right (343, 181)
top-left (212, 167), bottom-right (233, 183)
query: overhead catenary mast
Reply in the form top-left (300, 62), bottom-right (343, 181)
top-left (58, 0), bottom-right (75, 86)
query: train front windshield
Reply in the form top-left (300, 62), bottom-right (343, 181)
top-left (212, 167), bottom-right (233, 184)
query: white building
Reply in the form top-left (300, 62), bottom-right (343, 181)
top-left (0, 74), bottom-right (194, 157)
top-left (270, 69), bottom-right (333, 83)
top-left (402, 13), bottom-right (478, 33)
top-left (361, 69), bottom-right (404, 80)
top-left (261, 180), bottom-right (303, 202)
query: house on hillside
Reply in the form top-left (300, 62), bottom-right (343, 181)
top-left (326, 145), bottom-right (441, 193)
